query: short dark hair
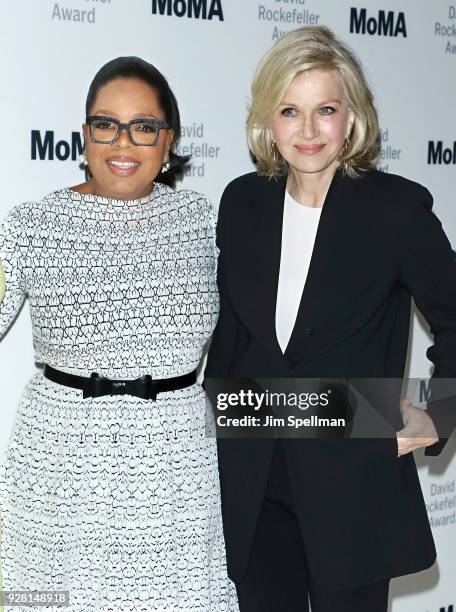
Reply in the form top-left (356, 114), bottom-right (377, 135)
top-left (85, 56), bottom-right (189, 188)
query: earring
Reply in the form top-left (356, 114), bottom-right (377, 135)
top-left (339, 137), bottom-right (353, 172)
top-left (79, 153), bottom-right (88, 166)
top-left (161, 161), bottom-right (171, 174)
top-left (270, 139), bottom-right (278, 162)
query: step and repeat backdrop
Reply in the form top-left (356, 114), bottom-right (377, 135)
top-left (0, 0), bottom-right (455, 610)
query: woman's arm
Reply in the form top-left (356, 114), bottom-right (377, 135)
top-left (400, 187), bottom-right (456, 455)
top-left (205, 183), bottom-right (240, 380)
top-left (0, 207), bottom-right (27, 339)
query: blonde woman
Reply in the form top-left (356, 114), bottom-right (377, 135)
top-left (205, 26), bottom-right (456, 612)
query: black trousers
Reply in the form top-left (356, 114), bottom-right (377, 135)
top-left (236, 439), bottom-right (390, 612)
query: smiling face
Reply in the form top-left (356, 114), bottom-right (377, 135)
top-left (83, 77), bottom-right (173, 200)
top-left (269, 68), bottom-right (355, 180)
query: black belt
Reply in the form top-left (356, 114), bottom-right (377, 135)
top-left (43, 365), bottom-right (197, 401)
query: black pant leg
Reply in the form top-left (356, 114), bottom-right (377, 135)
top-left (308, 576), bottom-right (390, 612)
top-left (236, 440), bottom-right (310, 612)
top-left (235, 438), bottom-right (390, 612)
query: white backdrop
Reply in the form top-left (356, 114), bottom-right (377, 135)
top-left (0, 1), bottom-right (455, 611)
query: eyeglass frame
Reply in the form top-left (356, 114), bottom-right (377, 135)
top-left (85, 115), bottom-right (170, 147)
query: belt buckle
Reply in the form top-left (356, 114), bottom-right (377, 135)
top-left (86, 372), bottom-right (158, 401)
top-left (88, 372), bottom-right (111, 399)
top-left (111, 379), bottom-right (129, 396)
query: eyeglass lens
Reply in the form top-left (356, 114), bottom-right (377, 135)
top-left (90, 118), bottom-right (160, 145)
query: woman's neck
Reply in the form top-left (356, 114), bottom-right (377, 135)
top-left (69, 179), bottom-right (155, 201)
top-left (286, 164), bottom-right (338, 208)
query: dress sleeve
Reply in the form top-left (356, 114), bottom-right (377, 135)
top-left (204, 183), bottom-right (242, 380)
top-left (0, 260), bottom-right (5, 303)
top-left (201, 194), bottom-right (219, 279)
top-left (0, 207), bottom-right (27, 339)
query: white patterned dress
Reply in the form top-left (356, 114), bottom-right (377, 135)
top-left (0, 184), bottom-right (239, 612)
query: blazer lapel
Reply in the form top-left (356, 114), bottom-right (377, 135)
top-left (284, 168), bottom-right (356, 368)
top-left (227, 168), bottom-right (359, 371)
top-left (227, 174), bottom-right (287, 360)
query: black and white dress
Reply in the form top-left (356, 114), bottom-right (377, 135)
top-left (0, 184), bottom-right (238, 612)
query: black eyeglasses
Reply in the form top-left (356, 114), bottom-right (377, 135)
top-left (86, 115), bottom-right (170, 146)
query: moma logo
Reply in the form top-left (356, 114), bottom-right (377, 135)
top-left (31, 130), bottom-right (83, 161)
top-left (419, 379), bottom-right (431, 403)
top-left (151, 0), bottom-right (224, 20)
top-left (350, 8), bottom-right (407, 37)
top-left (428, 141), bottom-right (456, 165)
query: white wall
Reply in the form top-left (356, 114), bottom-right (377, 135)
top-left (0, 1), bottom-right (454, 610)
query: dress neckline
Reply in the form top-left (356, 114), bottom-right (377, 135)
top-left (58, 183), bottom-right (170, 215)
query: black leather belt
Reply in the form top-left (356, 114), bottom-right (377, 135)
top-left (43, 365), bottom-right (197, 401)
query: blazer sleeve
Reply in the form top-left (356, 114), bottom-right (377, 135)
top-left (400, 187), bottom-right (456, 456)
top-left (0, 206), bottom-right (27, 339)
top-left (204, 184), bottom-right (241, 380)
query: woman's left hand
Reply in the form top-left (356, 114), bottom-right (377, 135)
top-left (395, 399), bottom-right (439, 456)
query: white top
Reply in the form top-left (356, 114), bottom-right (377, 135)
top-left (275, 190), bottom-right (322, 353)
top-left (0, 183), bottom-right (220, 379)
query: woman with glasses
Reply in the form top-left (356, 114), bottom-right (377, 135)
top-left (0, 57), bottom-right (238, 611)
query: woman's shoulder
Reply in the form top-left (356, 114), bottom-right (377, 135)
top-left (222, 171), bottom-right (278, 196)
top-left (1, 194), bottom-right (50, 228)
top-left (218, 172), bottom-right (283, 222)
top-left (171, 186), bottom-right (215, 215)
top-left (172, 185), bottom-right (213, 205)
top-left (1, 187), bottom-right (87, 233)
top-left (170, 186), bottom-right (216, 228)
top-left (355, 168), bottom-right (433, 210)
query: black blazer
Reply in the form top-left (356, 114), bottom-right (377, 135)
top-left (205, 168), bottom-right (456, 589)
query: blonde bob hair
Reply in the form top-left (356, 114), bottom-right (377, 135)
top-left (247, 26), bottom-right (380, 178)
